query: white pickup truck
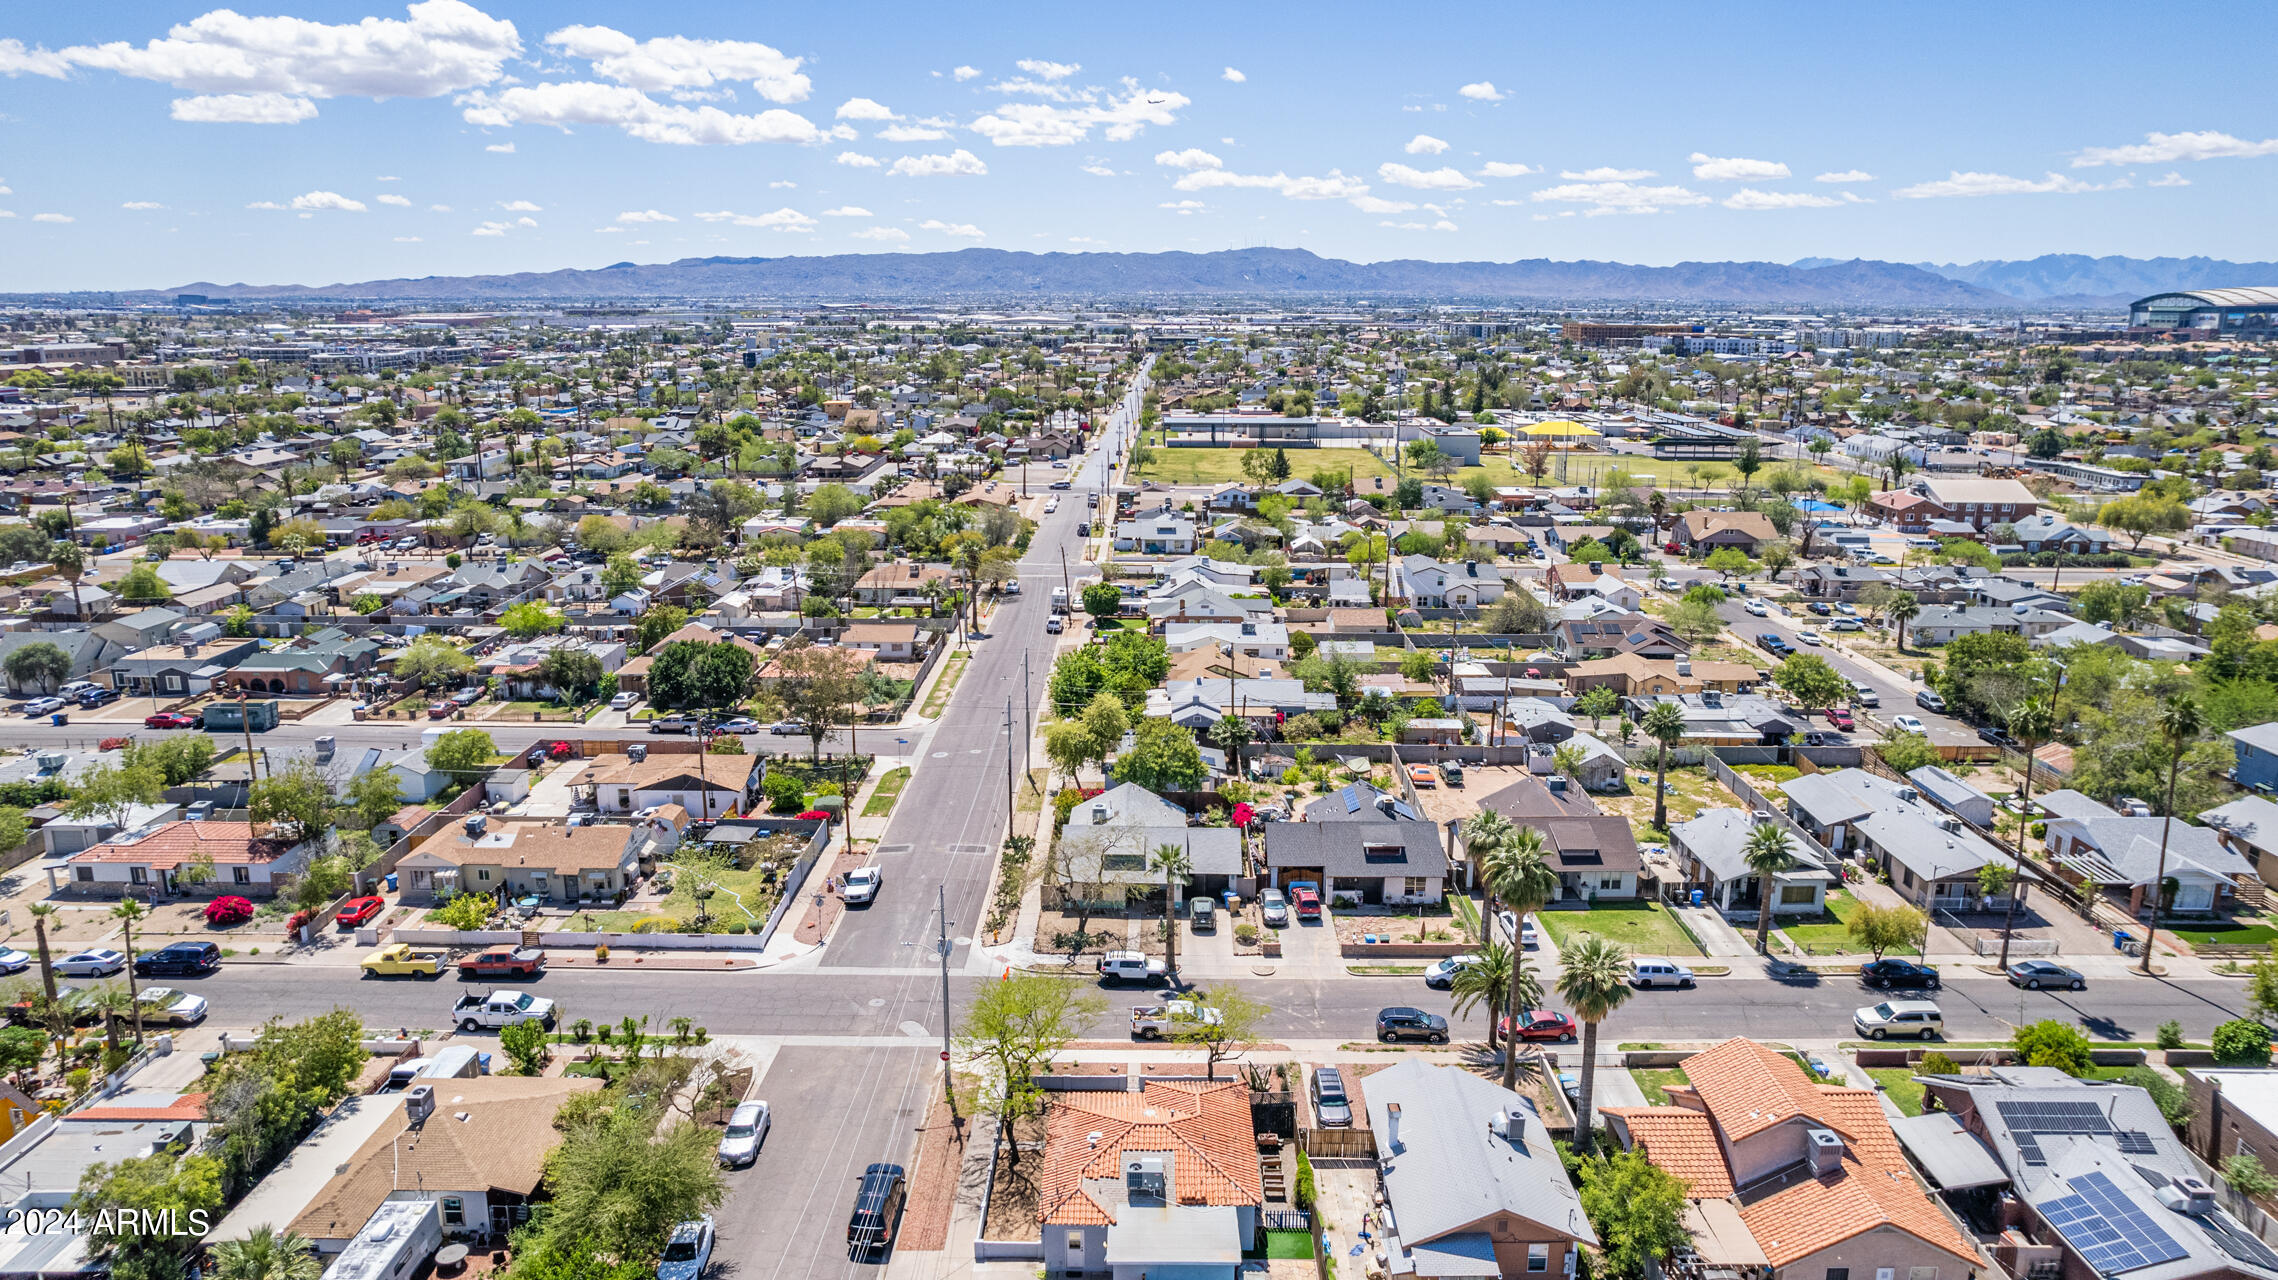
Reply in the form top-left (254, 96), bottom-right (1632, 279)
top-left (452, 990), bottom-right (557, 1032)
top-left (1130, 1000), bottom-right (1222, 1040)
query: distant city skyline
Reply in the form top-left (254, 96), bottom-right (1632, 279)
top-left (3, 1), bottom-right (2276, 291)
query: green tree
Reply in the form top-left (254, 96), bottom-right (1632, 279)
top-left (1848, 902), bottom-right (1926, 960)
top-left (74, 1149), bottom-right (224, 1280)
top-left (248, 760), bottom-right (332, 846)
top-left (808, 483), bottom-right (862, 526)
top-left (66, 759), bottom-right (163, 833)
top-left (1576, 685), bottom-right (1619, 731)
top-left (1743, 821), bottom-right (1798, 954)
top-left (424, 729), bottom-right (498, 781)
top-left (2215, 1018), bottom-right (2273, 1066)
top-left (1556, 935), bottom-right (1634, 1153)
top-left (953, 974), bottom-right (1104, 1167)
top-left (1150, 841), bottom-right (1191, 980)
top-left (536, 648), bottom-right (606, 702)
top-left (1887, 591), bottom-right (1921, 650)
top-left (2011, 1019), bottom-right (2095, 1074)
top-left (1481, 829), bottom-right (1559, 1089)
top-left (539, 1082), bottom-right (725, 1263)
top-left (499, 601), bottom-right (567, 639)
top-left (1175, 985), bottom-right (1269, 1081)
top-left (500, 1018), bottom-right (550, 1075)
top-left (1643, 700), bottom-right (1687, 831)
top-left (1703, 546), bottom-right (1754, 576)
top-left (392, 635), bottom-right (474, 690)
top-left (1879, 731), bottom-right (1939, 774)
top-left (124, 735), bottom-right (216, 788)
top-left (1446, 918), bottom-right (1516, 1058)
top-left (113, 563), bottom-right (173, 603)
top-left (2099, 495), bottom-right (2190, 550)
top-left (2141, 694), bottom-right (2204, 974)
top-left (3, 640), bottom-right (71, 695)
top-left (341, 767), bottom-right (405, 833)
top-left (1081, 581), bottom-right (1121, 620)
top-left (1577, 1148), bottom-right (1692, 1280)
top-left (1774, 653), bottom-right (1849, 712)
top-left (1116, 719), bottom-right (1206, 792)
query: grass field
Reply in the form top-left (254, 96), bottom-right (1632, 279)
top-left (1538, 900), bottom-right (1704, 958)
top-left (1780, 890), bottom-right (1923, 958)
top-left (862, 766), bottom-right (911, 818)
top-left (2164, 916), bottom-right (2278, 948)
top-left (1629, 1066), bottom-right (1692, 1105)
top-left (1867, 1067), bottom-right (1927, 1116)
top-left (1133, 445), bottom-right (1394, 486)
top-left (1597, 766), bottom-right (1725, 834)
top-left (1262, 1232), bottom-right (1316, 1260)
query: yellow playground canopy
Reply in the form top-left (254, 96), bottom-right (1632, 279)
top-left (1521, 420), bottom-right (1601, 437)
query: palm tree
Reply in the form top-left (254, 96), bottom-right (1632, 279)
top-left (1743, 822), bottom-right (1799, 955)
top-left (1447, 938), bottom-right (1517, 1053)
top-left (1463, 809), bottom-right (1516, 918)
top-left (1643, 701), bottom-right (1688, 831)
top-left (112, 899), bottom-right (146, 1042)
top-left (2140, 694), bottom-right (2203, 975)
top-left (1557, 935), bottom-right (1634, 1154)
top-left (87, 983), bottom-right (132, 1060)
top-left (25, 903), bottom-right (57, 1011)
top-left (1998, 694), bottom-right (2056, 968)
top-left (1150, 842), bottom-right (1190, 985)
top-left (47, 540), bottom-right (84, 622)
top-left (1888, 592), bottom-right (1921, 652)
top-left (211, 1226), bottom-right (324, 1280)
top-left (1482, 831), bottom-right (1559, 1089)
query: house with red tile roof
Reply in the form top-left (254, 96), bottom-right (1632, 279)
top-left (57, 820), bottom-right (314, 898)
top-left (1601, 1037), bottom-right (1983, 1280)
top-left (1037, 1080), bottom-right (1261, 1280)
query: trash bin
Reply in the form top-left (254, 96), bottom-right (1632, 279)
top-left (2113, 929), bottom-right (2134, 952)
top-left (1691, 889), bottom-right (1704, 908)
top-left (386, 872), bottom-right (399, 892)
top-left (48, 713), bottom-right (65, 726)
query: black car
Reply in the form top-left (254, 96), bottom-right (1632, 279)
top-left (1977, 726), bottom-right (2016, 747)
top-left (1860, 958), bottom-right (1941, 991)
top-left (846, 1162), bottom-right (907, 1261)
top-left (134, 941), bottom-right (221, 977)
top-left (75, 688), bottom-right (117, 707)
top-left (1375, 1006), bottom-right (1449, 1044)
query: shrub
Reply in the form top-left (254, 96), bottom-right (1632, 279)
top-left (726, 921), bottom-right (748, 935)
top-left (2213, 1018), bottom-right (2272, 1066)
top-left (1919, 1051), bottom-right (1959, 1075)
top-left (432, 893), bottom-right (494, 931)
top-left (2225, 1153), bottom-right (2278, 1198)
top-left (204, 896), bottom-right (254, 927)
top-left (1235, 924), bottom-right (1259, 946)
top-left (2011, 1019), bottom-right (2094, 1075)
top-left (285, 909), bottom-right (315, 935)
top-left (1294, 1147), bottom-right (1317, 1211)
top-left (2157, 1020), bottom-right (2187, 1050)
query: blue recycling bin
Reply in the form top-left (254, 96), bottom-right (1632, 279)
top-left (2113, 929), bottom-right (2134, 952)
top-left (1691, 889), bottom-right (1704, 908)
top-left (385, 873), bottom-right (399, 892)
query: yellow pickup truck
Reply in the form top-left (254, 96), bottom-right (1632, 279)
top-left (360, 943), bottom-right (446, 978)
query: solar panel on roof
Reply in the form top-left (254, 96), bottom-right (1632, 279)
top-left (2202, 1208), bottom-right (2278, 1271)
top-left (2114, 1131), bottom-right (2158, 1155)
top-left (2041, 1171), bottom-right (2190, 1275)
top-left (1999, 1100), bottom-right (2115, 1137)
top-left (1392, 803), bottom-right (1419, 821)
top-left (2016, 1135), bottom-right (2046, 1166)
top-left (1342, 786), bottom-right (1361, 813)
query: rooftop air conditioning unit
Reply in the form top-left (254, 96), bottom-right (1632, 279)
top-left (1806, 1128), bottom-right (1845, 1175)
top-left (1896, 788), bottom-right (1920, 804)
top-left (464, 814), bottom-right (487, 837)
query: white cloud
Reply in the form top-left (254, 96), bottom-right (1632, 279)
top-left (1154, 148), bottom-right (1222, 170)
top-left (837, 151), bottom-right (881, 167)
top-left (1688, 152), bottom-right (1790, 181)
top-left (485, 142), bottom-right (515, 153)
top-left (1079, 161), bottom-right (1115, 177)
top-left (1476, 161), bottom-right (1535, 178)
top-left (429, 203), bottom-right (452, 212)
top-left (460, 82), bottom-right (825, 146)
top-left (544, 25), bottom-right (808, 102)
top-left (250, 190), bottom-right (366, 213)
top-left (594, 226), bottom-right (622, 233)
top-left (1560, 167), bottom-right (1654, 181)
top-left (30, 212), bottom-right (72, 223)
top-left (877, 123), bottom-right (949, 142)
top-left (889, 149), bottom-right (988, 177)
top-left (1814, 169), bottom-right (1875, 183)
top-left (377, 175), bottom-right (399, 181)
top-left (1403, 134), bottom-right (1449, 155)
top-left (951, 65), bottom-right (980, 81)
top-left (1015, 59), bottom-right (1080, 80)
top-left (501, 199), bottom-right (542, 212)
top-left (1377, 161), bottom-right (1478, 190)
top-left (1348, 195), bottom-right (1417, 214)
top-left (2073, 129), bottom-right (2278, 168)
top-left (376, 193), bottom-right (412, 206)
top-left (1221, 67), bottom-right (1245, 82)
top-left (616, 209), bottom-right (676, 223)
top-left (1890, 170), bottom-right (2101, 198)
top-left (471, 221), bottom-right (512, 236)
top-left (392, 235), bottom-right (421, 242)
top-left (919, 218), bottom-right (985, 238)
top-left (836, 97), bottom-right (897, 121)
top-left (1722, 188), bottom-right (1853, 209)
top-left (0, 211), bottom-right (15, 219)
top-left (0, 39), bottom-right (72, 78)
top-left (515, 216), bottom-right (535, 226)
top-left (850, 225), bottom-right (910, 241)
top-left (1173, 168), bottom-right (1369, 200)
top-left (2152, 171), bottom-right (2192, 187)
top-left (121, 200), bottom-right (165, 210)
top-left (820, 205), bottom-right (872, 217)
top-left (168, 91), bottom-right (316, 124)
top-left (694, 206), bottom-right (814, 232)
top-left (1432, 219), bottom-right (1457, 231)
top-left (1529, 181), bottom-right (1708, 213)
top-left (1159, 199), bottom-right (1205, 209)
top-left (1457, 81), bottom-right (1504, 101)
top-left (769, 179), bottom-right (796, 188)
top-left (968, 83), bottom-right (1187, 147)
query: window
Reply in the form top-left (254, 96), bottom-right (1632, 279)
top-left (1908, 1269), bottom-right (1938, 1280)
top-left (129, 867), bottom-right (146, 885)
top-left (1065, 1232), bottom-right (1084, 1253)
top-left (1781, 885), bottom-right (1817, 905)
top-left (74, 868), bottom-right (92, 883)
top-left (477, 869), bottom-right (491, 881)
top-left (1528, 1245), bottom-right (1550, 1273)
top-left (163, 674), bottom-right (182, 692)
top-left (1403, 877), bottom-right (1428, 897)
top-left (1828, 1270), bottom-right (1850, 1280)
top-left (442, 1197), bottom-right (463, 1226)
top-left (232, 867), bottom-right (250, 885)
top-left (1599, 875), bottom-right (1624, 890)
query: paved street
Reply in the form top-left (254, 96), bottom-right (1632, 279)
top-left (1706, 592), bottom-right (1984, 746)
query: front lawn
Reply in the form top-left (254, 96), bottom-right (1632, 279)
top-left (1867, 1066), bottom-right (1926, 1116)
top-left (2163, 916), bottom-right (2278, 948)
top-left (863, 766), bottom-right (912, 818)
top-left (1538, 900), bottom-right (1704, 958)
top-left (1133, 446), bottom-right (1393, 486)
top-left (1779, 890), bottom-right (1922, 957)
top-left (1630, 1066), bottom-right (1691, 1105)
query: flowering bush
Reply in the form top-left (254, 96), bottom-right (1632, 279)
top-left (98, 737), bottom-right (131, 752)
top-left (285, 909), bottom-right (315, 935)
top-left (797, 809), bottom-right (832, 821)
top-left (1231, 802), bottom-right (1255, 828)
top-left (204, 896), bottom-right (254, 927)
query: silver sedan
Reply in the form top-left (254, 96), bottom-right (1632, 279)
top-left (2005, 960), bottom-right (2085, 991)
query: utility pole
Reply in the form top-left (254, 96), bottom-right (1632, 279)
top-left (1059, 547), bottom-right (1072, 608)
top-left (237, 688), bottom-right (258, 792)
top-left (1003, 700), bottom-right (1017, 846)
top-left (937, 883), bottom-right (957, 1120)
top-left (1021, 649), bottom-right (1033, 785)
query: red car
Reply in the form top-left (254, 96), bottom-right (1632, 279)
top-left (1827, 707), bottom-right (1855, 731)
top-left (335, 897), bottom-right (386, 928)
top-left (144, 712), bottom-right (198, 729)
top-left (426, 701), bottom-right (453, 719)
top-left (457, 947), bottom-right (546, 978)
top-left (1288, 884), bottom-right (1322, 920)
top-left (1501, 1009), bottom-right (1578, 1043)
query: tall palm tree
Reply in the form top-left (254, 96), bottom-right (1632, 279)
top-left (47, 540), bottom-right (84, 622)
top-left (1743, 822), bottom-right (1799, 955)
top-left (211, 1226), bottom-right (324, 1280)
top-left (112, 899), bottom-right (146, 1042)
top-left (25, 903), bottom-right (57, 1011)
top-left (1998, 694), bottom-right (2057, 968)
top-left (1557, 935), bottom-right (1634, 1154)
top-left (1482, 831), bottom-right (1560, 1089)
top-left (1888, 591), bottom-right (1921, 652)
top-left (87, 983), bottom-right (132, 1060)
top-left (1643, 701), bottom-right (1688, 832)
top-left (1463, 810), bottom-right (1516, 918)
top-left (1150, 842), bottom-right (1190, 986)
top-left (1447, 939), bottom-right (1517, 1054)
top-left (2140, 694), bottom-right (2203, 975)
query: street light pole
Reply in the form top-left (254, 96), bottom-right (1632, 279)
top-left (937, 883), bottom-right (957, 1119)
top-left (1021, 649), bottom-right (1032, 785)
top-left (1004, 699), bottom-right (1016, 847)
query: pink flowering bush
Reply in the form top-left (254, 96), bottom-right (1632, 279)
top-left (204, 896), bottom-right (253, 927)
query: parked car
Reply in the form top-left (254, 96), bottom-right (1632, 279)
top-left (457, 948), bottom-right (546, 979)
top-left (657, 1218), bottom-right (715, 1280)
top-left (847, 1164), bottom-right (907, 1260)
top-left (144, 711), bottom-right (199, 729)
top-left (1374, 1006), bottom-right (1449, 1043)
top-left (1830, 618), bottom-right (1864, 632)
top-left (1502, 1009), bottom-right (1578, 1043)
top-left (1860, 958), bottom-right (1941, 991)
top-left (1826, 707), bottom-right (1855, 731)
top-left (1978, 726), bottom-right (2016, 747)
top-left (335, 896), bottom-right (387, 928)
top-left (135, 987), bottom-right (209, 1026)
top-left (75, 688), bottom-right (117, 707)
top-left (425, 701), bottom-right (454, 719)
top-left (1097, 951), bottom-right (1168, 985)
top-left (1188, 895), bottom-right (1217, 931)
top-left (134, 941), bottom-right (220, 977)
top-left (55, 949), bottom-right (126, 977)
top-left (22, 698), bottom-right (63, 716)
top-left (2006, 960), bottom-right (2085, 991)
top-left (1891, 715), bottom-right (1927, 735)
top-left (610, 692), bottom-right (639, 710)
top-left (768, 719), bottom-right (806, 736)
top-left (1496, 911), bottom-right (1540, 948)
top-left (1258, 887), bottom-right (1289, 928)
top-left (1045, 615), bottom-right (1064, 634)
top-left (1915, 688), bottom-right (1947, 712)
top-left (1630, 960), bottom-right (1695, 989)
top-left (0, 948), bottom-right (29, 974)
top-left (843, 866), bottom-right (882, 905)
top-left (1288, 883), bottom-right (1322, 920)
top-left (650, 716), bottom-right (701, 735)
top-left (1796, 630), bottom-right (1824, 646)
top-left (1855, 999), bottom-right (1943, 1040)
top-left (714, 717), bottom-right (761, 734)
top-left (1407, 764), bottom-right (1440, 788)
top-left (1423, 954), bottom-right (1478, 989)
top-left (717, 1101), bottom-right (772, 1167)
top-left (1745, 600), bottom-right (1769, 617)
top-left (1311, 1065), bottom-right (1353, 1126)
top-left (1851, 681), bottom-right (1880, 706)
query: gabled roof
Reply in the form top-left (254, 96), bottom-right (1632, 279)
top-left (1037, 1082), bottom-right (1260, 1227)
top-left (1363, 1059), bottom-right (1595, 1248)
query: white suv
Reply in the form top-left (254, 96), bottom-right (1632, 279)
top-left (1855, 999), bottom-right (1943, 1040)
top-left (1630, 960), bottom-right (1696, 989)
top-left (843, 867), bottom-right (882, 905)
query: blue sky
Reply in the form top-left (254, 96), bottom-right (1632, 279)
top-left (3, 1), bottom-right (2277, 292)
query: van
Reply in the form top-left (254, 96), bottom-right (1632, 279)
top-left (1049, 586), bottom-right (1069, 613)
top-left (847, 1163), bottom-right (907, 1260)
top-left (1854, 999), bottom-right (1943, 1040)
top-left (1630, 960), bottom-right (1696, 989)
top-left (1915, 688), bottom-right (1947, 713)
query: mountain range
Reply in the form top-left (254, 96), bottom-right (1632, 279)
top-left (53, 247), bottom-right (2278, 308)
